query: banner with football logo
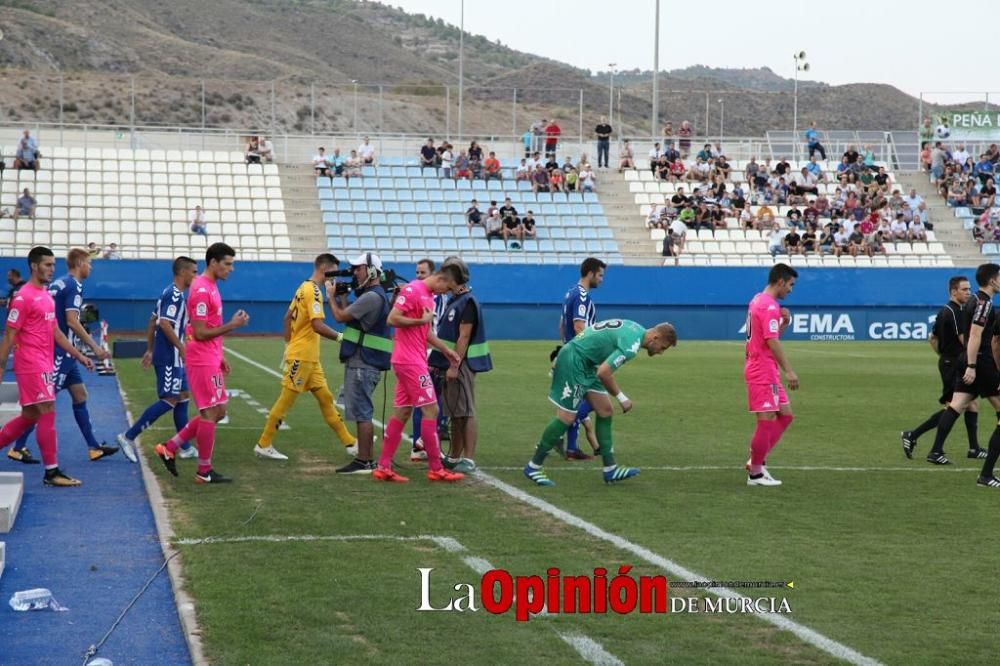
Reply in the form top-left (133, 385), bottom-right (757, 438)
top-left (931, 111), bottom-right (1000, 142)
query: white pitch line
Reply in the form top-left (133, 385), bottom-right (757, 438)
top-left (226, 346), bottom-right (877, 664)
top-left (479, 465), bottom-right (977, 473)
top-left (558, 633), bottom-right (625, 666)
top-left (474, 470), bottom-right (882, 666)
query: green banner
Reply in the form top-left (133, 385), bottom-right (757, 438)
top-left (929, 111), bottom-right (1000, 142)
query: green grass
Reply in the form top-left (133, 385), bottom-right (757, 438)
top-left (116, 339), bottom-right (999, 665)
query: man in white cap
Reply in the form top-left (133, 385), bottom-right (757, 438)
top-left (329, 251), bottom-right (394, 474)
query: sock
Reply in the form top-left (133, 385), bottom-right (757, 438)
top-left (13, 425), bottom-right (33, 452)
top-left (566, 423), bottom-right (581, 451)
top-left (980, 427), bottom-right (1000, 478)
top-left (749, 420), bottom-right (775, 474)
top-left (421, 419), bottom-right (443, 472)
top-left (965, 411), bottom-right (980, 451)
top-left (412, 407), bottom-right (423, 443)
top-left (929, 407), bottom-right (960, 455)
top-left (767, 414), bottom-right (794, 456)
top-left (196, 420), bottom-right (216, 475)
top-left (530, 418), bottom-right (571, 466)
top-left (377, 417), bottom-right (406, 470)
top-left (167, 417), bottom-right (202, 454)
top-left (35, 411), bottom-right (58, 467)
top-left (313, 387), bottom-right (356, 445)
top-left (0, 414), bottom-right (38, 450)
top-left (911, 410), bottom-right (943, 439)
top-left (173, 400), bottom-right (192, 449)
top-left (72, 401), bottom-right (101, 449)
top-left (259, 387), bottom-right (299, 448)
top-left (594, 414), bottom-right (615, 467)
top-left (125, 400), bottom-right (174, 441)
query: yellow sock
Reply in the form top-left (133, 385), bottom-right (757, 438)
top-left (258, 387), bottom-right (299, 448)
top-left (313, 386), bottom-right (357, 445)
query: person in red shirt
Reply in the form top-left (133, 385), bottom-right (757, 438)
top-left (545, 119), bottom-right (561, 159)
top-left (483, 151), bottom-right (502, 181)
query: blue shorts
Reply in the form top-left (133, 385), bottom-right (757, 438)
top-left (155, 364), bottom-right (188, 399)
top-left (53, 352), bottom-right (83, 392)
top-left (340, 365), bottom-right (381, 423)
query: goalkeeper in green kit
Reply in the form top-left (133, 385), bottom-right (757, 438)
top-left (524, 319), bottom-right (677, 486)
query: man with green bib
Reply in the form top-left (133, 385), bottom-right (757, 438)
top-left (524, 319), bottom-right (677, 486)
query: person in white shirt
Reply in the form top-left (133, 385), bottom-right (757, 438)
top-left (313, 148), bottom-right (330, 176)
top-left (903, 187), bottom-right (924, 211)
top-left (890, 215), bottom-right (909, 240)
top-left (833, 226), bottom-right (851, 256)
top-left (190, 205), bottom-right (208, 236)
top-left (952, 144), bottom-right (969, 166)
top-left (648, 143), bottom-right (662, 174)
top-left (103, 242), bottom-right (122, 260)
top-left (646, 205), bottom-right (663, 228)
top-left (908, 219), bottom-right (927, 241)
top-left (357, 137), bottom-right (376, 165)
top-left (669, 217), bottom-right (688, 252)
top-left (515, 158), bottom-right (530, 181)
top-left (767, 222), bottom-right (788, 256)
top-left (578, 166), bottom-right (596, 192)
top-left (258, 136), bottom-right (274, 163)
top-left (441, 145), bottom-right (454, 179)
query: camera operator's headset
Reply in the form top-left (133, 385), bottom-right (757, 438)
top-left (360, 252), bottom-right (379, 286)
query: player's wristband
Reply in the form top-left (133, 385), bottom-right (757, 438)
top-left (968, 363), bottom-right (977, 369)
top-left (615, 391), bottom-right (629, 403)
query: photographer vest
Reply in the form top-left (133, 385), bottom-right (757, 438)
top-left (339, 285), bottom-right (393, 370)
top-left (428, 290), bottom-right (492, 373)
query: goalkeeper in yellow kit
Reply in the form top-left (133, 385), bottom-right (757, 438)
top-left (254, 253), bottom-right (357, 460)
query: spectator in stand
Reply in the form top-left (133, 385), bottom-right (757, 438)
top-left (662, 121), bottom-right (675, 145)
top-left (767, 222), bottom-right (787, 256)
top-left (805, 121), bottom-right (826, 159)
top-left (258, 136), bottom-right (274, 163)
top-left (499, 197), bottom-right (518, 225)
top-left (744, 157), bottom-right (760, 184)
top-left (783, 227), bottom-right (803, 255)
top-left (326, 148), bottom-right (347, 179)
top-left (14, 129), bottom-right (39, 172)
top-left (522, 128), bottom-right (533, 158)
top-left (980, 177), bottom-right (997, 209)
top-left (0, 268), bottom-right (26, 310)
top-left (565, 168), bottom-right (579, 192)
top-left (843, 144), bottom-right (860, 165)
top-left (578, 165), bottom-right (596, 193)
top-left (420, 138), bottom-right (438, 171)
top-left (974, 222), bottom-right (988, 246)
top-left (984, 143), bottom-right (1000, 164)
top-left (848, 227), bottom-right (870, 257)
top-left (531, 119), bottom-right (547, 154)
top-left (976, 154), bottom-right (996, 186)
top-left (531, 164), bottom-right (550, 193)
top-left (454, 150), bottom-right (471, 180)
top-left (190, 205), bottom-right (208, 236)
top-left (521, 210), bottom-right (537, 240)
top-left (669, 217), bottom-right (688, 253)
top-left (12, 188), bottom-right (36, 222)
top-left (595, 116), bottom-right (612, 168)
top-left (806, 156), bottom-right (827, 183)
top-left (920, 142), bottom-right (932, 172)
top-left (909, 218), bottom-right (928, 242)
top-left (774, 156), bottom-right (791, 176)
top-left (465, 199), bottom-right (483, 232)
top-left (345, 150), bottom-right (362, 180)
top-left (313, 147), bottom-right (331, 177)
top-left (818, 223), bottom-right (835, 254)
top-left (952, 143), bottom-right (970, 166)
top-left (696, 143), bottom-right (713, 162)
top-left (484, 210), bottom-right (504, 245)
top-left (793, 167), bottom-right (819, 197)
top-left (919, 117), bottom-right (935, 144)
top-left (501, 205), bottom-right (523, 245)
top-left (483, 151), bottom-right (503, 181)
top-left (618, 139), bottom-right (635, 172)
top-left (833, 224), bottom-right (851, 257)
top-left (549, 166), bottom-right (565, 193)
top-left (756, 205), bottom-right (776, 228)
top-left (441, 144), bottom-right (454, 179)
top-left (874, 166), bottom-right (892, 193)
top-left (649, 143), bottom-right (663, 175)
top-left (715, 154), bottom-right (731, 180)
top-left (904, 187), bottom-right (924, 213)
top-left (801, 224), bottom-right (818, 255)
top-left (544, 118), bottom-right (561, 158)
top-left (358, 137), bottom-right (376, 165)
top-left (515, 159), bottom-right (531, 182)
top-left (103, 243), bottom-right (122, 260)
top-left (245, 136), bottom-right (261, 164)
top-left (467, 141), bottom-right (483, 164)
top-left (677, 120), bottom-right (693, 157)
top-left (890, 214), bottom-right (909, 241)
top-left (87, 242), bottom-right (101, 258)
top-left (869, 230), bottom-right (888, 256)
top-left (861, 144), bottom-right (877, 170)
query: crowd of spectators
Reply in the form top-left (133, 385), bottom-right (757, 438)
top-left (313, 143), bottom-right (367, 181)
top-left (928, 140), bottom-right (999, 248)
top-left (464, 197), bottom-right (537, 248)
top-left (245, 136), bottom-right (274, 164)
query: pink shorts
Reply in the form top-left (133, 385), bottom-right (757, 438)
top-left (392, 363), bottom-right (437, 409)
top-left (188, 365), bottom-right (228, 411)
top-left (746, 382), bottom-right (789, 413)
top-left (16, 371), bottom-right (55, 407)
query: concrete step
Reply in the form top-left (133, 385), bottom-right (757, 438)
top-left (0, 472), bottom-right (25, 534)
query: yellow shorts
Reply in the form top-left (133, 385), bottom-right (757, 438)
top-left (282, 360), bottom-right (328, 394)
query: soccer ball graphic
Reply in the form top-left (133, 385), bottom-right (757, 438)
top-left (935, 124), bottom-right (951, 140)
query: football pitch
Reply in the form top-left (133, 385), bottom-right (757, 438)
top-left (116, 338), bottom-right (997, 665)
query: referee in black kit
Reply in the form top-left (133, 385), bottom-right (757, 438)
top-left (902, 276), bottom-right (982, 460)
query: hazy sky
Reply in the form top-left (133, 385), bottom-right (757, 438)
top-left (389, 0), bottom-right (998, 104)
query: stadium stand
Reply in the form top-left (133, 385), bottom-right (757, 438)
top-left (630, 157), bottom-right (953, 267)
top-left (0, 146), bottom-right (292, 260)
top-left (316, 156), bottom-right (622, 265)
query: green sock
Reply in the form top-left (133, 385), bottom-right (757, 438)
top-left (596, 415), bottom-right (615, 467)
top-left (531, 418), bottom-right (571, 466)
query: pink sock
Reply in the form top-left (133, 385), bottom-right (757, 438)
top-left (749, 420), bottom-right (776, 474)
top-left (35, 412), bottom-right (58, 468)
top-left (168, 417), bottom-right (201, 453)
top-left (767, 414), bottom-right (794, 456)
top-left (196, 420), bottom-right (216, 475)
top-left (377, 417), bottom-right (405, 470)
top-left (0, 414), bottom-right (37, 449)
top-left (421, 419), bottom-right (443, 472)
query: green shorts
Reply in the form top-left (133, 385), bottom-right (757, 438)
top-left (548, 348), bottom-right (607, 412)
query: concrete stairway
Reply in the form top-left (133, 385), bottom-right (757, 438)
top-left (597, 171), bottom-right (662, 266)
top-left (893, 171), bottom-right (982, 266)
top-left (277, 164), bottom-right (329, 258)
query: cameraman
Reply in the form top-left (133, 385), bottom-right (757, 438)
top-left (330, 252), bottom-right (393, 474)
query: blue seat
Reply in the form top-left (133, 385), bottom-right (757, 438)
top-left (322, 212), bottom-right (337, 224)
top-left (390, 167), bottom-right (406, 177)
top-left (392, 237), bottom-right (409, 250)
top-left (588, 204), bottom-right (603, 215)
top-left (440, 179), bottom-right (457, 190)
top-left (570, 240), bottom-right (588, 253)
top-left (374, 225), bottom-right (390, 237)
top-left (540, 203), bottom-right (558, 216)
top-left (383, 201), bottom-right (400, 213)
top-left (443, 190), bottom-right (461, 202)
top-left (400, 201), bottom-right (416, 213)
top-left (392, 178), bottom-right (407, 189)
top-left (418, 214), bottom-right (435, 227)
top-left (368, 201), bottom-right (385, 213)
top-left (425, 238), bottom-right (442, 251)
top-left (354, 213), bottom-right (370, 225)
top-left (554, 240), bottom-right (571, 253)
top-left (597, 228), bottom-right (614, 239)
top-left (363, 189), bottom-right (381, 200)
top-left (593, 216), bottom-right (609, 227)
top-left (424, 177), bottom-right (441, 190)
top-left (421, 226), bottom-right (437, 239)
top-left (552, 192), bottom-right (568, 203)
top-left (457, 237), bottom-right (475, 251)
top-left (387, 213), bottom-right (404, 226)
top-left (415, 202), bottom-right (432, 213)
top-left (320, 200), bottom-right (334, 212)
top-left (565, 228), bottom-right (582, 240)
top-left (378, 178), bottom-right (394, 189)
top-left (380, 189), bottom-right (397, 201)
top-left (548, 227), bottom-right (566, 239)
top-left (332, 188), bottom-right (348, 200)
top-left (317, 188), bottom-right (333, 200)
top-left (349, 188), bottom-right (364, 200)
top-left (397, 190), bottom-right (413, 202)
top-left (432, 202), bottom-right (448, 213)
top-left (351, 201), bottom-right (367, 213)
top-left (361, 167), bottom-right (376, 178)
top-left (601, 240), bottom-right (618, 253)
top-left (457, 180), bottom-right (472, 190)
top-left (539, 240), bottom-right (555, 252)
top-left (442, 238), bottom-right (460, 252)
top-left (583, 192), bottom-right (598, 203)
top-left (572, 203), bottom-right (587, 215)
top-left (428, 190), bottom-right (445, 201)
top-left (354, 224), bottom-right (373, 237)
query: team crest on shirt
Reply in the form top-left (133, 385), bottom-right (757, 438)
top-left (397, 295), bottom-right (407, 306)
top-left (45, 312), bottom-right (55, 321)
top-left (6, 308), bottom-right (18, 323)
top-left (73, 295), bottom-right (82, 307)
top-left (578, 305), bottom-right (586, 316)
top-left (448, 310), bottom-right (456, 322)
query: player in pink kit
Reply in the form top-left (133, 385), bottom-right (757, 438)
top-left (374, 264), bottom-right (464, 483)
top-left (155, 243), bottom-right (249, 483)
top-left (744, 263), bottom-right (799, 487)
top-left (0, 246), bottom-right (94, 486)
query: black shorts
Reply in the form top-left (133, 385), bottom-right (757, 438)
top-left (938, 356), bottom-right (962, 404)
top-left (952, 358), bottom-right (1000, 399)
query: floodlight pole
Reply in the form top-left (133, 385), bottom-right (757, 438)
top-left (651, 0), bottom-right (660, 139)
top-left (457, 0), bottom-right (464, 140)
